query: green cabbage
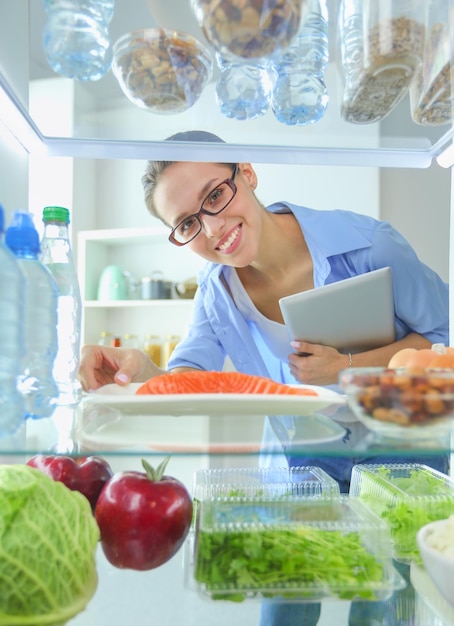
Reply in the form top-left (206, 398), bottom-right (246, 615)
top-left (0, 464), bottom-right (99, 625)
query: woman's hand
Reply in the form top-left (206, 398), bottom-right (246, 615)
top-left (78, 345), bottom-right (164, 392)
top-left (288, 341), bottom-right (351, 386)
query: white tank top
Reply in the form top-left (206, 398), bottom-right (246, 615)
top-left (225, 267), bottom-right (291, 362)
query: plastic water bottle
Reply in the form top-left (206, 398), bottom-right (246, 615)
top-left (5, 211), bottom-right (59, 420)
top-left (40, 206), bottom-right (82, 406)
top-left (215, 53), bottom-right (275, 120)
top-left (43, 0), bottom-right (114, 81)
top-left (271, 0), bottom-right (329, 125)
top-left (0, 205), bottom-right (26, 436)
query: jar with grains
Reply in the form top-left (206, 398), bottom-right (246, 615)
top-left (143, 335), bottom-right (163, 367)
top-left (338, 0), bottom-right (425, 124)
top-left (191, 0), bottom-right (308, 61)
top-left (410, 0), bottom-right (453, 126)
top-left (162, 334), bottom-right (181, 369)
top-left (122, 333), bottom-right (139, 349)
top-left (98, 330), bottom-right (113, 346)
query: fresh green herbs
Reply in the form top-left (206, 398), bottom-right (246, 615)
top-left (357, 466), bottom-right (454, 563)
top-left (195, 524), bottom-right (385, 602)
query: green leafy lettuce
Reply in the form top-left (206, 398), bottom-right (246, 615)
top-left (357, 466), bottom-right (454, 563)
top-left (0, 464), bottom-right (99, 625)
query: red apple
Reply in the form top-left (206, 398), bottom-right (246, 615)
top-left (94, 457), bottom-right (193, 571)
top-left (26, 454), bottom-right (114, 511)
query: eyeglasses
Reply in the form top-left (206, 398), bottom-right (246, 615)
top-left (169, 164), bottom-right (238, 246)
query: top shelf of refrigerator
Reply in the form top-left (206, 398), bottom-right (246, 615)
top-left (4, 0), bottom-right (454, 167)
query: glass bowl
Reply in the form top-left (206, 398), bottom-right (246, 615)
top-left (191, 0), bottom-right (306, 60)
top-left (339, 367), bottom-right (454, 440)
top-left (112, 28), bottom-right (213, 114)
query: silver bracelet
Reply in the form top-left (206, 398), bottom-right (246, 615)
top-left (348, 352), bottom-right (353, 367)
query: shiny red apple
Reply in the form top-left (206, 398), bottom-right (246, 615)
top-left (26, 454), bottom-right (114, 510)
top-left (94, 457), bottom-right (193, 571)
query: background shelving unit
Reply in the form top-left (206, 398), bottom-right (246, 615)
top-left (77, 227), bottom-right (204, 348)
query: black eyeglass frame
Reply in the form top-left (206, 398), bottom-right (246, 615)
top-left (168, 163), bottom-right (239, 246)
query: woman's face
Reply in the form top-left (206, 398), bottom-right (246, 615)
top-left (153, 161), bottom-right (262, 266)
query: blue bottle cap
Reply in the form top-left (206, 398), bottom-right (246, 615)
top-left (5, 211), bottom-right (40, 256)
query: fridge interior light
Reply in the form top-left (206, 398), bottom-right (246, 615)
top-left (437, 141), bottom-right (454, 169)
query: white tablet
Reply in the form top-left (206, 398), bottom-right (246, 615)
top-left (279, 267), bottom-right (395, 354)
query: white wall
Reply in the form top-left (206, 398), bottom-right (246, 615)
top-left (380, 163), bottom-right (450, 282)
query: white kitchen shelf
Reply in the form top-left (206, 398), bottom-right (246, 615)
top-left (78, 227), bottom-right (202, 346)
top-left (84, 299), bottom-right (193, 308)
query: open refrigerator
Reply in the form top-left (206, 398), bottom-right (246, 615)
top-left (1, 1), bottom-right (454, 624)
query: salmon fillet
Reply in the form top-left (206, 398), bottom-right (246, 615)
top-left (135, 371), bottom-right (318, 396)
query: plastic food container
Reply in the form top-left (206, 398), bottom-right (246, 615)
top-left (193, 466), bottom-right (341, 501)
top-left (338, 0), bottom-right (425, 124)
top-left (191, 0), bottom-right (306, 60)
top-left (339, 367), bottom-right (454, 440)
top-left (410, 0), bottom-right (453, 126)
top-left (112, 29), bottom-right (213, 113)
top-left (350, 463), bottom-right (454, 564)
top-left (188, 468), bottom-right (403, 602)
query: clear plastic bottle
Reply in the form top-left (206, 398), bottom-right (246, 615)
top-left (271, 0), bottom-right (329, 126)
top-left (40, 206), bottom-right (82, 406)
top-left (215, 53), bottom-right (275, 120)
top-left (42, 0), bottom-right (114, 81)
top-left (0, 205), bottom-right (26, 436)
top-left (5, 211), bottom-right (59, 420)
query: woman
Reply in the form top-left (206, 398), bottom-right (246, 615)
top-left (79, 131), bottom-right (449, 625)
top-left (79, 132), bottom-right (448, 395)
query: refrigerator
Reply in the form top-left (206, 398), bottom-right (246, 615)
top-left (0, 1), bottom-right (454, 624)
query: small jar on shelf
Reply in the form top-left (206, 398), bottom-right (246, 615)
top-left (122, 333), bottom-right (139, 348)
top-left (143, 334), bottom-right (163, 366)
top-left (98, 330), bottom-right (113, 346)
top-left (162, 334), bottom-right (181, 369)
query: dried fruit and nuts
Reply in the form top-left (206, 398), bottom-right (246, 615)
top-left (194, 0), bottom-right (304, 59)
top-left (352, 369), bottom-right (454, 427)
top-left (112, 29), bottom-right (212, 113)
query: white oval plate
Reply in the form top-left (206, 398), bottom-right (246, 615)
top-left (84, 383), bottom-right (345, 417)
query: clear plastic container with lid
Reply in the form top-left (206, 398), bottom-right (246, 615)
top-left (350, 463), bottom-right (454, 564)
top-left (191, 494), bottom-right (404, 602)
top-left (191, 0), bottom-right (308, 61)
top-left (410, 0), bottom-right (454, 126)
top-left (338, 0), bottom-right (425, 124)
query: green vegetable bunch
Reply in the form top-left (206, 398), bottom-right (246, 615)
top-left (358, 466), bottom-right (454, 563)
top-left (195, 524), bottom-right (385, 602)
top-left (0, 464), bottom-right (99, 625)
